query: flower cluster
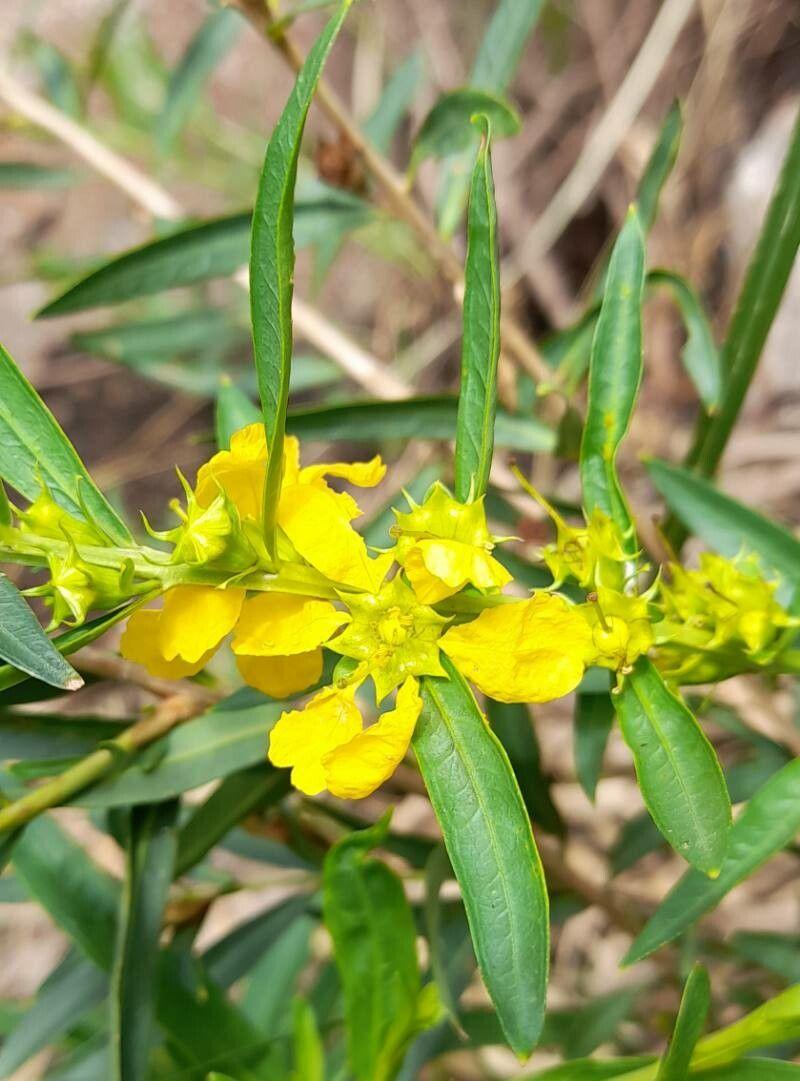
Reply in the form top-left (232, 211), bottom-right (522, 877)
top-left (120, 426), bottom-right (595, 799)
top-left (5, 422), bottom-right (797, 803)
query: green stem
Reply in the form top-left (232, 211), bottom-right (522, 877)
top-left (0, 695), bottom-right (203, 834)
top-left (0, 534), bottom-right (341, 600)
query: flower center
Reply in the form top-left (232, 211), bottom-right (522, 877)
top-left (378, 608), bottom-right (411, 646)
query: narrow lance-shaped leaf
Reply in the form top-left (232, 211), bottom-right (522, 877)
top-left (579, 207), bottom-right (645, 556)
top-left (656, 964), bottom-right (710, 1081)
top-left (634, 101), bottom-right (682, 234)
top-left (688, 104), bottom-right (800, 478)
top-left (110, 800), bottom-right (179, 1081)
top-left (574, 690), bottom-right (614, 803)
top-left (454, 116), bottom-right (500, 502)
top-left (0, 573), bottom-right (82, 691)
top-left (0, 341), bottom-right (132, 544)
top-left (363, 49), bottom-right (424, 154)
top-left (157, 7), bottom-right (241, 151)
top-left (648, 269), bottom-right (721, 413)
top-left (414, 659), bottom-right (549, 1055)
top-left (437, 0), bottom-right (545, 236)
top-left (250, 0), bottom-right (353, 554)
top-left (614, 658), bottom-right (730, 875)
top-left (625, 756), bottom-right (800, 964)
top-left (646, 457), bottom-right (800, 591)
top-left (323, 812), bottom-right (440, 1081)
top-left (413, 91), bottom-right (520, 168)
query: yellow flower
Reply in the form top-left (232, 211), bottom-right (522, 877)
top-left (329, 575), bottom-right (448, 703)
top-left (392, 483), bottom-right (511, 603)
top-left (440, 592), bottom-right (593, 703)
top-left (653, 552), bottom-right (799, 683)
top-left (580, 588), bottom-right (654, 672)
top-left (121, 585), bottom-right (244, 676)
top-left (231, 592), bottom-right (349, 698)
top-left (515, 472), bottom-right (628, 590)
top-left (268, 676), bottom-right (422, 798)
top-left (194, 423), bottom-right (390, 590)
top-left (195, 423), bottom-right (385, 522)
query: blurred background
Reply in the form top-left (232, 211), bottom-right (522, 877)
top-left (1, 0), bottom-right (800, 1076)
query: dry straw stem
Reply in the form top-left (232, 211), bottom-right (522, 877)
top-left (0, 69), bottom-right (524, 493)
top-left (231, 0), bottom-right (553, 386)
top-left (506, 0), bottom-right (698, 286)
top-left (0, 694), bottom-right (204, 834)
top-left (74, 646), bottom-right (222, 706)
top-left (0, 68), bottom-right (402, 401)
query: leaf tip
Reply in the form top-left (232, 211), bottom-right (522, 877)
top-left (66, 674), bottom-right (85, 691)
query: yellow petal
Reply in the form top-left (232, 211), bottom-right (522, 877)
top-left (236, 649), bottom-right (322, 698)
top-left (195, 423), bottom-right (267, 520)
top-left (159, 586), bottom-right (244, 663)
top-left (299, 455), bottom-right (386, 488)
top-left (268, 684), bottom-right (363, 795)
top-left (232, 593), bottom-right (349, 656)
top-left (120, 609), bottom-right (212, 679)
top-left (279, 484), bottom-right (392, 592)
top-left (323, 677), bottom-right (422, 799)
top-left (441, 593), bottom-right (592, 703)
top-left (403, 546), bottom-right (457, 604)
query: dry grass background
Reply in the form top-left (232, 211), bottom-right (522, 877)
top-left (1, 1), bottom-right (800, 1077)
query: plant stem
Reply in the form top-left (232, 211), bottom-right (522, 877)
top-left (0, 694), bottom-right (204, 834)
top-left (232, 0), bottom-right (553, 384)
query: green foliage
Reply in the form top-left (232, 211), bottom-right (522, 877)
top-left (454, 116), bottom-right (500, 501)
top-left (414, 659), bottom-right (549, 1055)
top-left (614, 658), bottom-right (731, 875)
top-left (1, 5), bottom-right (799, 1078)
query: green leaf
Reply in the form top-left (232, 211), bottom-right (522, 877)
top-left (522, 1058), bottom-right (656, 1080)
top-left (649, 269), bottom-right (721, 412)
top-left (215, 379), bottom-right (261, 449)
top-left (614, 658), bottom-right (730, 875)
top-left (174, 764), bottom-right (288, 876)
top-left (0, 162), bottom-right (74, 189)
top-left (488, 699), bottom-right (563, 836)
top-left (72, 691), bottom-right (282, 808)
top-left (10, 807), bottom-right (120, 969)
top-left (0, 601), bottom-right (143, 700)
top-left (0, 712), bottom-right (124, 760)
top-left (423, 844), bottom-right (462, 1027)
top-left (436, 0), bottom-right (544, 236)
top-left (636, 101), bottom-right (682, 234)
top-left (687, 105), bottom-right (800, 477)
top-left (250, 0), bottom-right (354, 553)
top-left (287, 395), bottom-right (555, 452)
top-left (692, 984), bottom-right (800, 1070)
top-left (323, 812), bottom-right (438, 1081)
top-left (414, 89), bottom-right (520, 166)
top-left (454, 117), bottom-right (500, 502)
top-left (656, 965), bottom-right (710, 1080)
top-left (110, 800), bottom-right (179, 1081)
top-left (646, 458), bottom-right (800, 590)
top-left (37, 214), bottom-right (251, 317)
top-left (0, 573), bottom-right (82, 690)
top-left (204, 894), bottom-right (312, 989)
top-left (363, 49), bottom-right (424, 153)
top-left (471, 0), bottom-right (545, 91)
top-left (579, 207), bottom-right (645, 554)
top-left (0, 341), bottom-right (131, 544)
top-left (544, 988), bottom-right (640, 1060)
top-left (21, 33), bottom-right (83, 118)
top-left (242, 914), bottom-right (315, 1035)
top-left (8, 797), bottom-right (270, 1078)
top-left (692, 1063), bottom-right (800, 1080)
top-left (574, 691), bottom-right (614, 802)
top-left (157, 8), bottom-right (241, 151)
top-left (414, 660), bottom-right (549, 1055)
top-left (625, 756), bottom-right (800, 964)
top-left (290, 999), bottom-right (324, 1081)
top-left (0, 950), bottom-right (107, 1078)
